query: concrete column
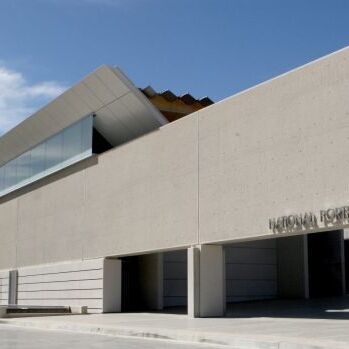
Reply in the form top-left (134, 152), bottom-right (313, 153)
top-left (8, 270), bottom-right (18, 305)
top-left (139, 253), bottom-right (163, 310)
top-left (103, 258), bottom-right (122, 313)
top-left (344, 229), bottom-right (349, 240)
top-left (277, 235), bottom-right (309, 299)
top-left (188, 245), bottom-right (225, 318)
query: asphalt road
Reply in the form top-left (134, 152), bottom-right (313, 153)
top-left (0, 325), bottom-right (220, 349)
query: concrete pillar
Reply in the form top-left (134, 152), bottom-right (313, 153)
top-left (277, 235), bottom-right (309, 299)
top-left (103, 258), bottom-right (122, 313)
top-left (188, 245), bottom-right (225, 318)
top-left (139, 253), bottom-right (163, 310)
top-left (8, 270), bottom-right (18, 305)
top-left (344, 229), bottom-right (349, 240)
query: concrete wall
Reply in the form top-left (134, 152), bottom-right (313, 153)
top-left (0, 47), bottom-right (349, 270)
top-left (0, 270), bottom-right (8, 305)
top-left (225, 240), bottom-right (277, 302)
top-left (198, 47), bottom-right (349, 243)
top-left (0, 200), bottom-right (17, 269)
top-left (103, 259), bottom-right (122, 313)
top-left (16, 258), bottom-right (108, 313)
top-left (0, 115), bottom-right (198, 270)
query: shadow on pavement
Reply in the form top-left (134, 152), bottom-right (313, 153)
top-left (225, 296), bottom-right (349, 320)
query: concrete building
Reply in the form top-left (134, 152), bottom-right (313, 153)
top-left (0, 47), bottom-right (349, 317)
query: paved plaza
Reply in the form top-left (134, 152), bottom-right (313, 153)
top-left (1, 297), bottom-right (349, 349)
top-left (0, 325), bottom-right (221, 349)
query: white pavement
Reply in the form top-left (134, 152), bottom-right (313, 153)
top-left (1, 297), bottom-right (349, 349)
top-left (0, 324), bottom-right (221, 349)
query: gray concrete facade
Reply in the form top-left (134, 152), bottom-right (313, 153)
top-left (0, 46), bottom-right (349, 316)
top-left (1, 47), bottom-right (349, 270)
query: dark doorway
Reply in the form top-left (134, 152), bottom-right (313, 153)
top-left (121, 253), bottom-right (165, 313)
top-left (345, 239), bottom-right (349, 294)
top-left (121, 256), bottom-right (142, 312)
top-left (308, 230), bottom-right (344, 298)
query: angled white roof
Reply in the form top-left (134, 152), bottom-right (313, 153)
top-left (0, 65), bottom-right (167, 167)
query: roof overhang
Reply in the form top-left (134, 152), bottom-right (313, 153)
top-left (0, 65), bottom-right (168, 167)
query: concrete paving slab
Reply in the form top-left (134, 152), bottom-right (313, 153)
top-left (0, 324), bottom-right (224, 349)
top-left (0, 297), bottom-right (348, 349)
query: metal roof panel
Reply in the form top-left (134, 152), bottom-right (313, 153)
top-left (0, 66), bottom-right (168, 167)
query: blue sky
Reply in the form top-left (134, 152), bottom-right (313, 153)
top-left (0, 0), bottom-right (349, 134)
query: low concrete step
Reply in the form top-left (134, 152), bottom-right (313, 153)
top-left (7, 306), bottom-right (70, 314)
top-left (0, 305), bottom-right (87, 318)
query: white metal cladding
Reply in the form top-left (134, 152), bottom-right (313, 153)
top-left (0, 65), bottom-right (167, 168)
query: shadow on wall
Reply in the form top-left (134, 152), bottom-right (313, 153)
top-left (226, 296), bottom-right (349, 320)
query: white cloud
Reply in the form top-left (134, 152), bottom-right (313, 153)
top-left (0, 65), bottom-right (66, 135)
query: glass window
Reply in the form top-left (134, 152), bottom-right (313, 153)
top-left (45, 132), bottom-right (63, 171)
top-left (16, 153), bottom-right (26, 184)
top-left (4, 159), bottom-right (17, 189)
top-left (0, 167), bottom-right (4, 192)
top-left (63, 121), bottom-right (82, 162)
top-left (21, 151), bottom-right (32, 181)
top-left (0, 115), bottom-right (93, 197)
top-left (31, 142), bottom-right (46, 177)
top-left (81, 116), bottom-right (93, 154)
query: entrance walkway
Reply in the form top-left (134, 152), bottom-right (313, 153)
top-left (1, 297), bottom-right (349, 349)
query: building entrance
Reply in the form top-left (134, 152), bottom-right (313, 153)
top-left (121, 253), bottom-right (164, 312)
top-left (308, 230), bottom-right (345, 298)
top-left (345, 239), bottom-right (349, 294)
top-left (121, 256), bottom-right (142, 312)
top-left (163, 250), bottom-right (187, 309)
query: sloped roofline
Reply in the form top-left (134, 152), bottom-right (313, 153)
top-left (0, 65), bottom-right (167, 167)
